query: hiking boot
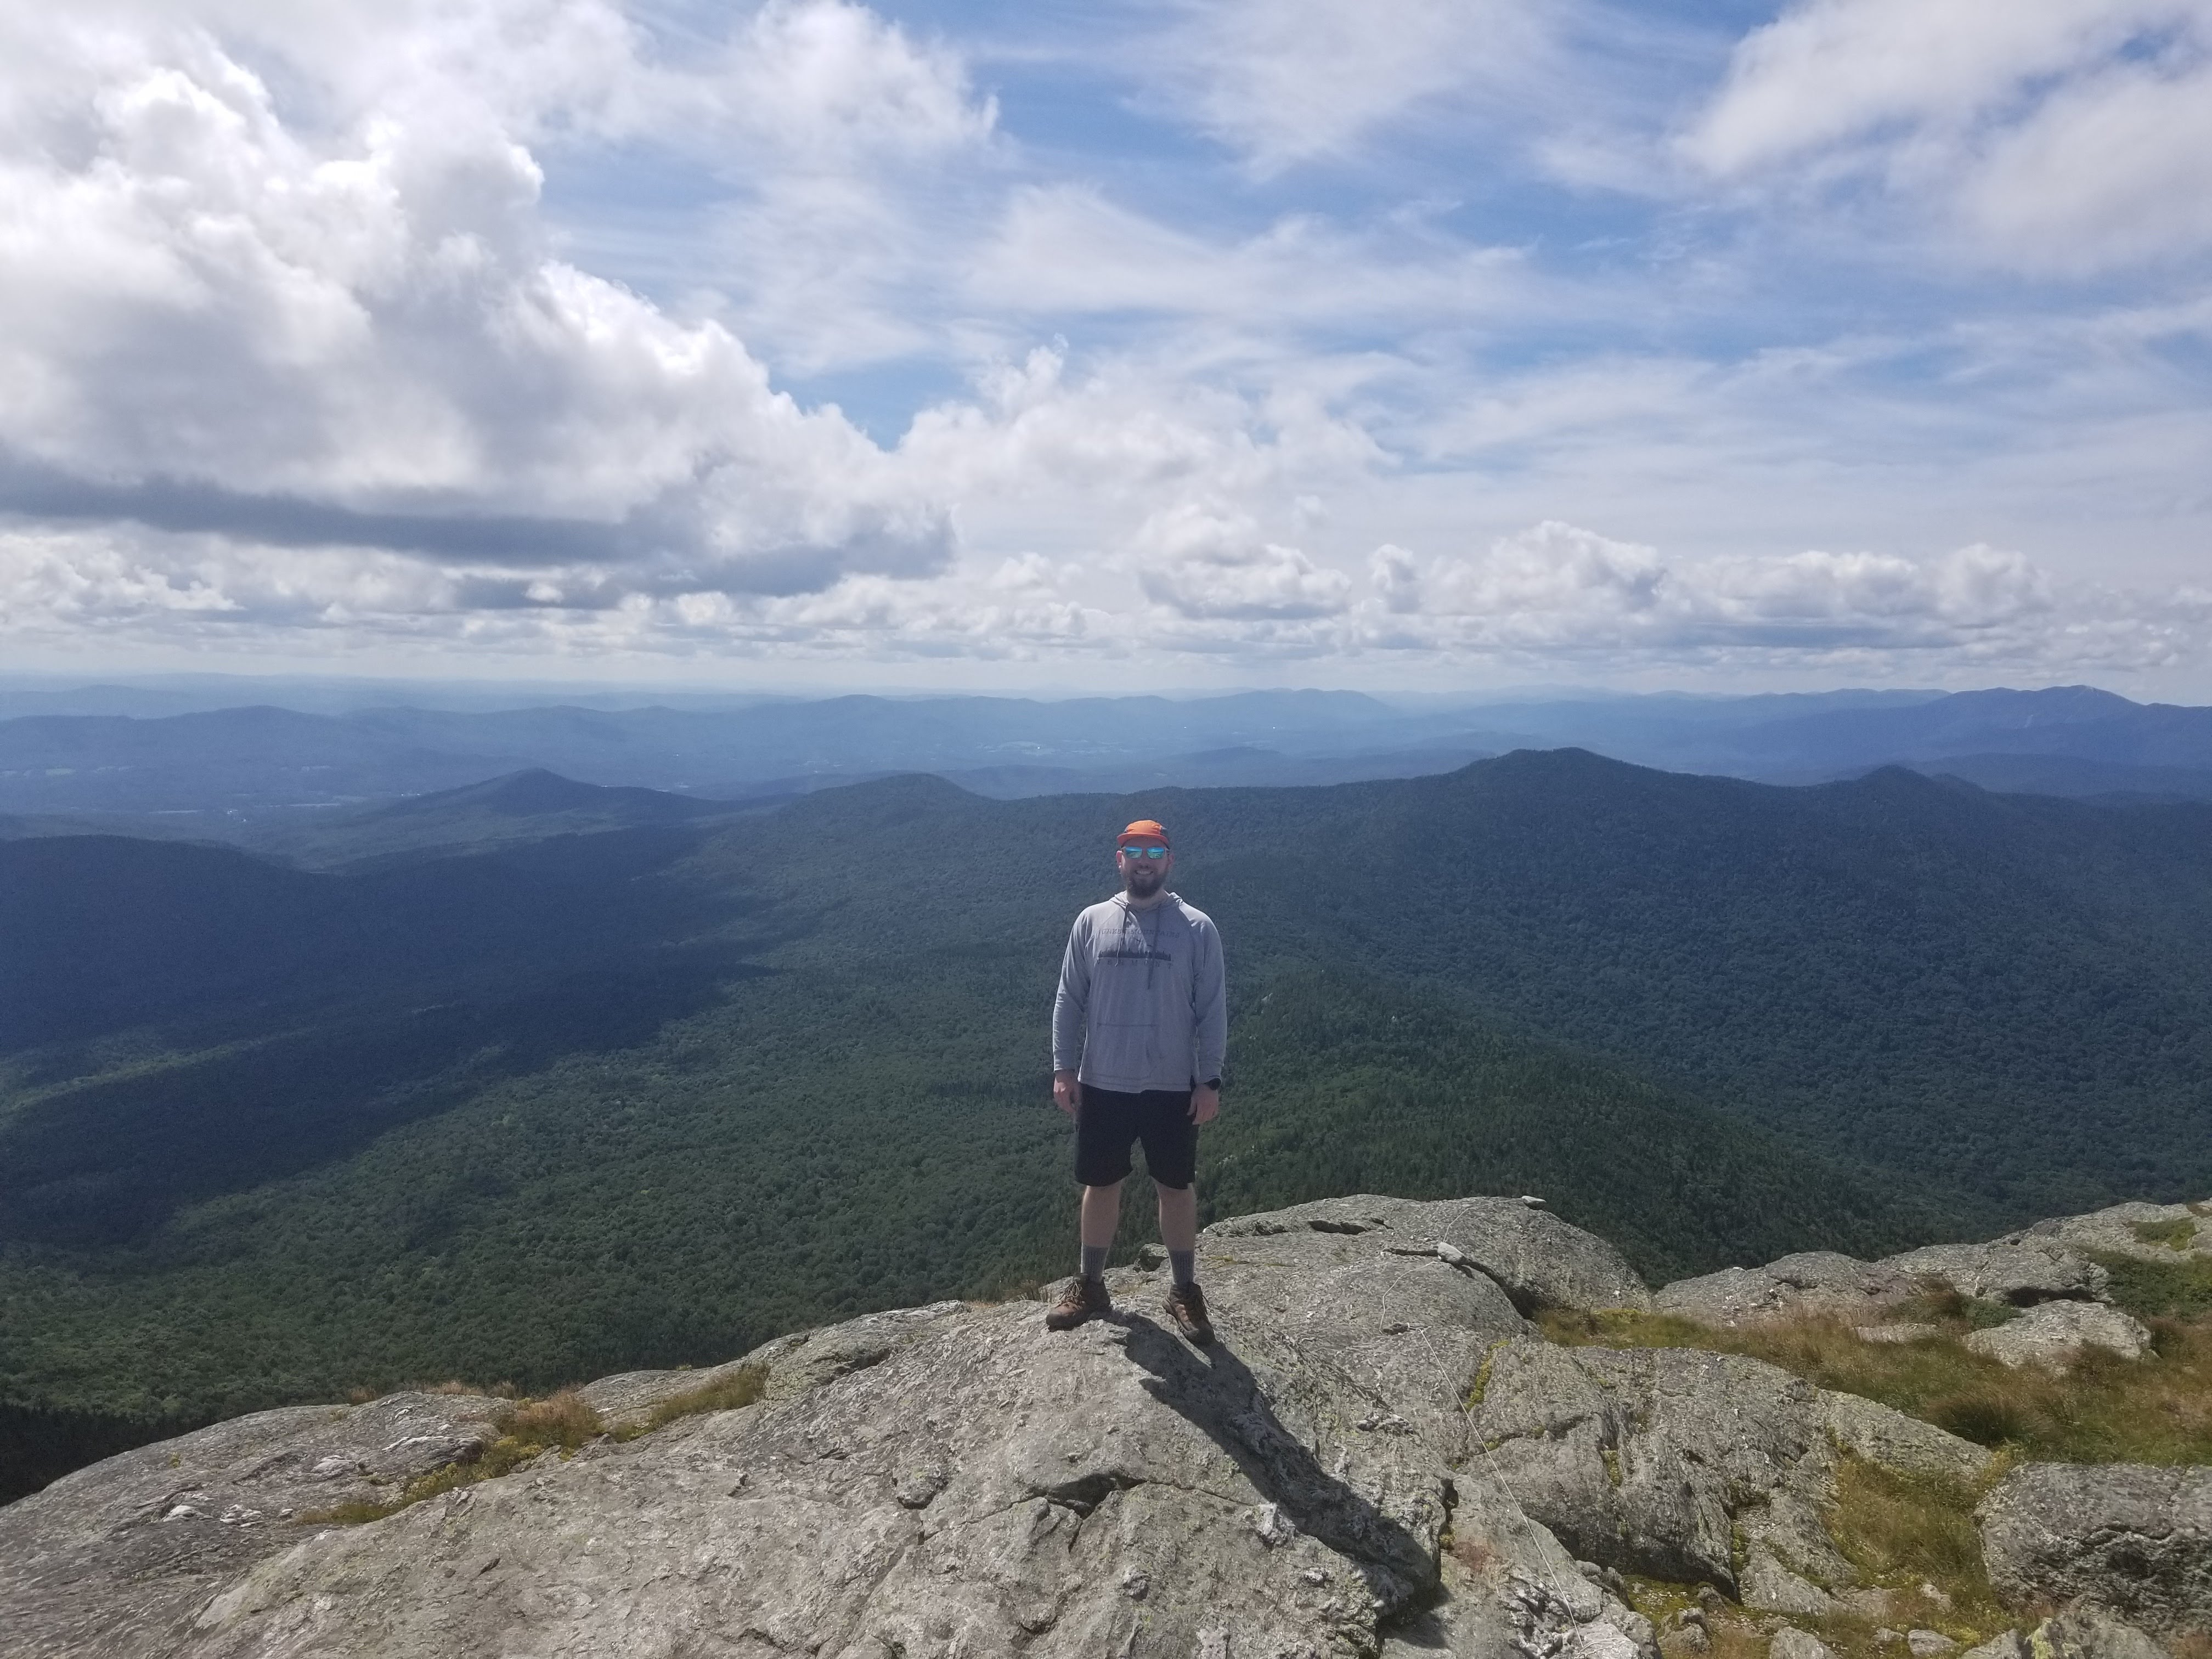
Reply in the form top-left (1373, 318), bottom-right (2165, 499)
top-left (1164, 1281), bottom-right (1214, 1345)
top-left (1046, 1276), bottom-right (1111, 1331)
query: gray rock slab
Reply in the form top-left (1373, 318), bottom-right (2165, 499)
top-left (1771, 1630), bottom-right (1838, 1659)
top-left (2029, 1606), bottom-right (2176, 1659)
top-left (1842, 1587), bottom-right (1903, 1621)
top-left (1822, 1392), bottom-right (1993, 1484)
top-left (16, 1190), bottom-right (2193, 1659)
top-left (1659, 1207), bottom-right (2138, 1333)
top-left (577, 1300), bottom-right (969, 1427)
top-left (1655, 1253), bottom-right (1915, 1328)
top-left (2045, 1201), bottom-right (2212, 1266)
top-left (1963, 1302), bottom-right (2152, 1370)
top-left (1978, 1463), bottom-right (2212, 1640)
top-left (1209, 1194), bottom-right (1653, 1314)
top-left (8, 1206), bottom-right (1647, 1659)
top-left (1741, 1546), bottom-right (1836, 1615)
top-left (1378, 1547), bottom-right (1628, 1659)
top-left (193, 1310), bottom-right (1452, 1657)
top-left (0, 1392), bottom-right (504, 1659)
top-left (1468, 1337), bottom-right (1984, 1598)
top-left (1882, 1237), bottom-right (2109, 1306)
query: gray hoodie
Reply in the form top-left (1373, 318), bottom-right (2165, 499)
top-left (1052, 892), bottom-right (1226, 1094)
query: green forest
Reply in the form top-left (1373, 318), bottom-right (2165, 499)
top-left (5, 752), bottom-right (2211, 1499)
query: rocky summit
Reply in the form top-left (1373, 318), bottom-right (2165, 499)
top-left (4, 1194), bottom-right (2206, 1658)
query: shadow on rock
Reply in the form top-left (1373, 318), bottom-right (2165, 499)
top-left (1119, 1314), bottom-right (1437, 1601)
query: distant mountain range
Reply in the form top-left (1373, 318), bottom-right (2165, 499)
top-left (0, 690), bottom-right (1491, 818)
top-left (251, 769), bottom-right (764, 867)
top-left (4, 684), bottom-right (2212, 830)
top-left (6, 748), bottom-right (2212, 1474)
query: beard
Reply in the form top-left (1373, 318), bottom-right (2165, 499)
top-left (1124, 861), bottom-right (1166, 898)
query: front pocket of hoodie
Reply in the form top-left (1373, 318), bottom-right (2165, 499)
top-left (1091, 952), bottom-right (1161, 1037)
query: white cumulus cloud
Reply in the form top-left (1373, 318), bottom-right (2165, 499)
top-left (1131, 504), bottom-right (1353, 622)
top-left (1364, 524), bottom-right (2185, 671)
top-left (1683, 0), bottom-right (2212, 273)
top-left (2, 2), bottom-right (2209, 689)
top-left (0, 3), bottom-right (974, 626)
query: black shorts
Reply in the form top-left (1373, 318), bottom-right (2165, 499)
top-left (1075, 1084), bottom-right (1198, 1190)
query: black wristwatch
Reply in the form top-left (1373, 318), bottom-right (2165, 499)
top-left (1203, 1077), bottom-right (1222, 1090)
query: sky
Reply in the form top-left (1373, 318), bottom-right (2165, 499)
top-left (1, 0), bottom-right (2209, 695)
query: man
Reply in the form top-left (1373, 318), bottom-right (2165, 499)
top-left (1047, 817), bottom-right (1227, 1342)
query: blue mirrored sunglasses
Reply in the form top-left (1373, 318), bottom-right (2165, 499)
top-left (1118, 843), bottom-right (1168, 859)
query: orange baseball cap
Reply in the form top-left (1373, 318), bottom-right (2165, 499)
top-left (1118, 819), bottom-right (1170, 845)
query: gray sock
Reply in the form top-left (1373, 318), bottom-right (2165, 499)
top-left (1081, 1244), bottom-right (1109, 1282)
top-left (1170, 1249), bottom-right (1195, 1288)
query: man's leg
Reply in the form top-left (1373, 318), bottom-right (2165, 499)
top-left (1080, 1180), bottom-right (1124, 1280)
top-left (1143, 1092), bottom-right (1213, 1342)
top-left (1141, 1090), bottom-right (1202, 1290)
top-left (1156, 1181), bottom-right (1213, 1342)
top-left (1050, 1089), bottom-right (1134, 1331)
top-left (1047, 1180), bottom-right (1121, 1330)
top-left (1155, 1181), bottom-right (1197, 1279)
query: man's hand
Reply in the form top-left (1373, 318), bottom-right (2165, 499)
top-left (1189, 1082), bottom-right (1220, 1125)
top-left (1053, 1070), bottom-right (1079, 1115)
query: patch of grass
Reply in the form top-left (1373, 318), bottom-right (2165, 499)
top-left (1620, 1577), bottom-right (1695, 1620)
top-left (499, 1390), bottom-right (603, 1450)
top-left (1543, 1308), bottom-right (1731, 1349)
top-left (1620, 1579), bottom-right (1787, 1659)
top-left (297, 1389), bottom-right (606, 1526)
top-left (1704, 1615), bottom-right (1767, 1659)
top-left (2093, 1249), bottom-right (2212, 1320)
top-left (1922, 1391), bottom-right (2029, 1448)
top-left (1890, 1283), bottom-right (2017, 1333)
top-left (608, 1364), bottom-right (768, 1442)
top-left (1825, 1454), bottom-right (2001, 1615)
top-left (1627, 1464), bottom-right (2019, 1659)
top-left (2131, 1217), bottom-right (2199, 1251)
top-left (1538, 1307), bottom-right (2212, 1464)
top-left (295, 1497), bottom-right (407, 1526)
top-left (1812, 1455), bottom-right (2013, 1657)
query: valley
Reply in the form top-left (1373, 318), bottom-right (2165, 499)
top-left (7, 747), bottom-right (2212, 1502)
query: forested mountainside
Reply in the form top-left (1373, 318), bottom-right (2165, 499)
top-left (4, 750), bottom-right (2210, 1494)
